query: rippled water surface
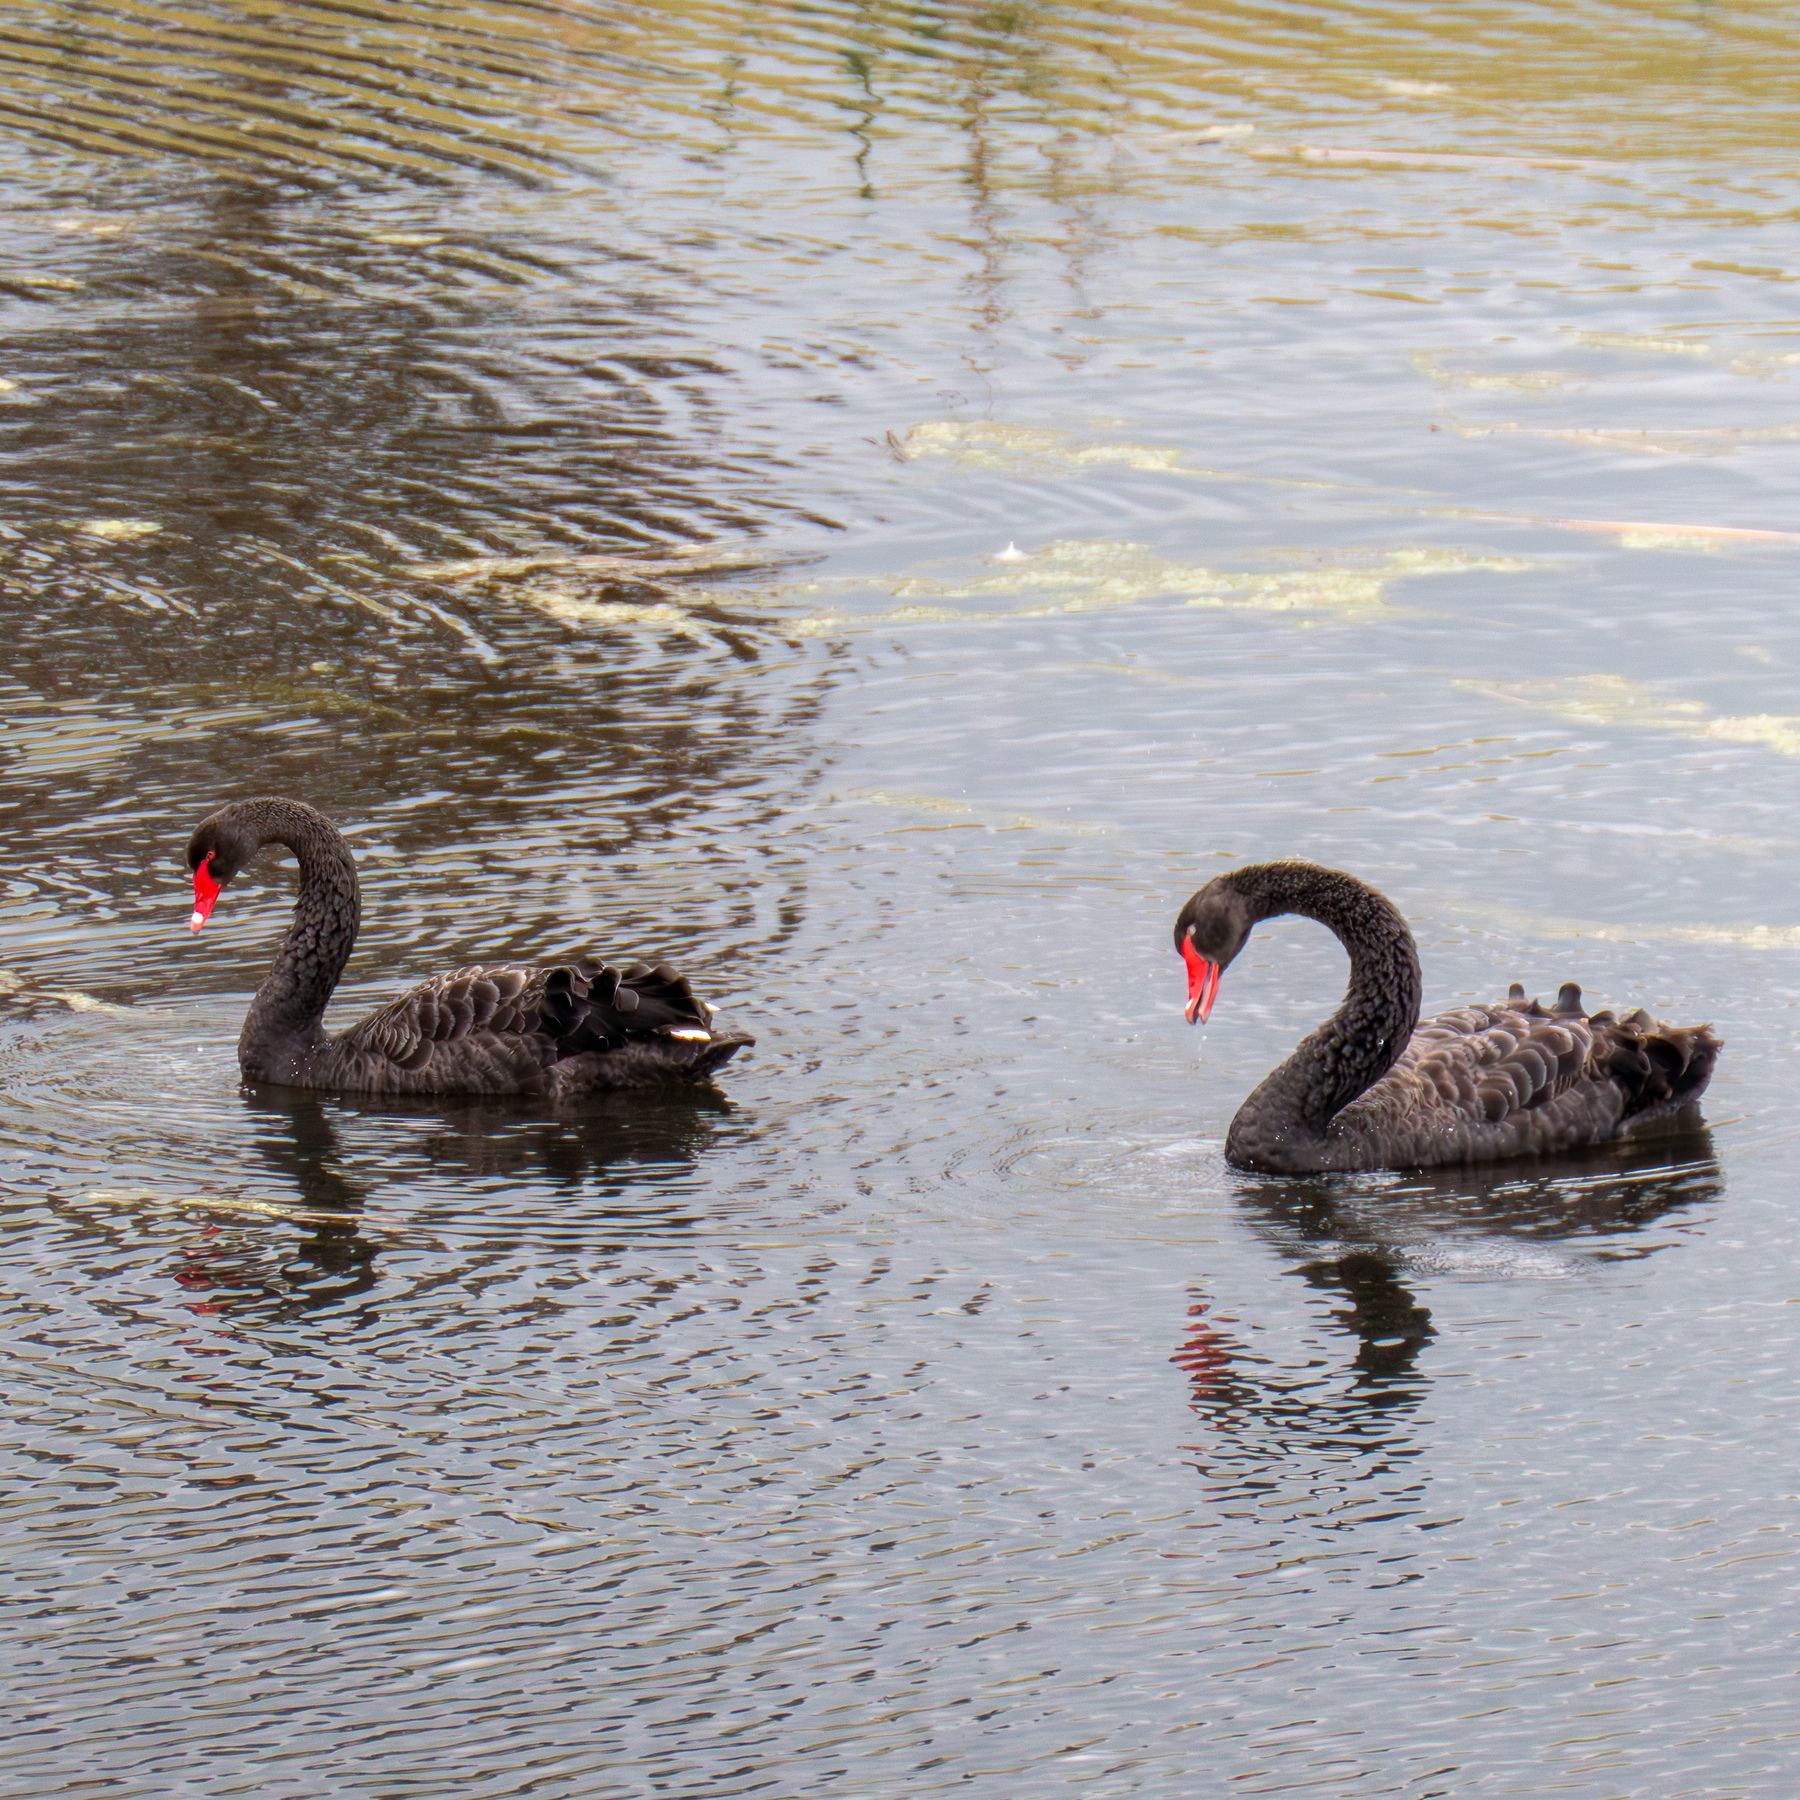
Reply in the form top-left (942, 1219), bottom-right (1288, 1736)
top-left (6, 3), bottom-right (1800, 1794)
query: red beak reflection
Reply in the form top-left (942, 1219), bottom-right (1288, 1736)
top-left (1180, 938), bottom-right (1221, 1025)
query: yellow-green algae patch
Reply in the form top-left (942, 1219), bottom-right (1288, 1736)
top-left (1453, 900), bottom-right (1800, 952)
top-left (735, 540), bottom-right (1532, 637)
top-left (891, 420), bottom-right (1368, 489)
top-left (1460, 673), bottom-right (1800, 757)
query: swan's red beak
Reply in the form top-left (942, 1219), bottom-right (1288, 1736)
top-left (1181, 938), bottom-right (1220, 1025)
top-left (190, 854), bottom-right (222, 933)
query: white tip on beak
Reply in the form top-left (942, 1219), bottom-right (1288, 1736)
top-left (189, 910), bottom-right (206, 933)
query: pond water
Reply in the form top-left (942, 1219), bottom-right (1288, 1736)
top-left (4, 3), bottom-right (1800, 1794)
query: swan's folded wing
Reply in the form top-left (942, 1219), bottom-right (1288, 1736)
top-left (1342, 991), bottom-right (1718, 1168)
top-left (341, 965), bottom-right (542, 1071)
top-left (337, 957), bottom-right (734, 1089)
top-left (1375, 993), bottom-right (1713, 1130)
top-left (1388, 1003), bottom-right (1593, 1125)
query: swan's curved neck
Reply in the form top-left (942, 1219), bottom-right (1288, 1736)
top-left (237, 800), bottom-right (361, 1079)
top-left (1223, 864), bottom-right (1421, 1169)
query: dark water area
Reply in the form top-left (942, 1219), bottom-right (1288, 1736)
top-left (5, 3), bottom-right (1800, 1794)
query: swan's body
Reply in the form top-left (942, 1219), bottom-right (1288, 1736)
top-left (186, 797), bottom-right (751, 1096)
top-left (1174, 861), bottom-right (1718, 1174)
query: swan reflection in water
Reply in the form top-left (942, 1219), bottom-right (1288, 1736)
top-left (1172, 1122), bottom-right (1721, 1494)
top-left (167, 1089), bottom-right (737, 1321)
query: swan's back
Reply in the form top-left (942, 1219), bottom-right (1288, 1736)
top-left (1325, 984), bottom-right (1718, 1171)
top-left (327, 956), bottom-right (750, 1095)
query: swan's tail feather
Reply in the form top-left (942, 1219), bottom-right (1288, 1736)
top-left (537, 955), bottom-right (754, 1086)
top-left (609, 959), bottom-right (717, 1032)
top-left (1595, 1012), bottom-right (1720, 1121)
top-left (685, 1032), bottom-right (754, 1081)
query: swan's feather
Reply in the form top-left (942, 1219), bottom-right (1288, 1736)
top-left (330, 958), bottom-right (750, 1095)
top-left (1328, 990), bottom-right (1719, 1169)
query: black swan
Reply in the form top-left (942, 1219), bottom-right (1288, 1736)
top-left (185, 797), bottom-right (751, 1095)
top-left (1174, 860), bottom-right (1719, 1174)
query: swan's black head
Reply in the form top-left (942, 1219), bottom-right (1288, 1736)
top-left (185, 804), bottom-right (260, 933)
top-left (1172, 871), bottom-right (1258, 1025)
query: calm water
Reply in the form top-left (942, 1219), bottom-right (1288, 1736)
top-left (4, 3), bottom-right (1800, 1794)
